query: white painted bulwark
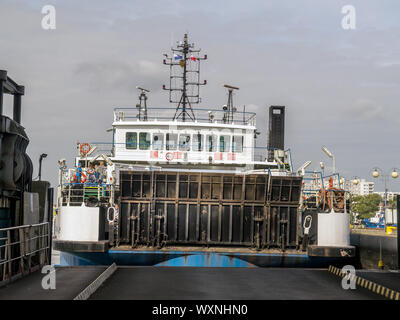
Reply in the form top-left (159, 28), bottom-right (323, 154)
top-left (317, 212), bottom-right (350, 247)
top-left (58, 206), bottom-right (100, 241)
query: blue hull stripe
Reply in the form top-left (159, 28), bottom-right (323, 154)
top-left (59, 250), bottom-right (353, 268)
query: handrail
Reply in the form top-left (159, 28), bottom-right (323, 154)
top-left (0, 222), bottom-right (50, 282)
top-left (0, 222), bottom-right (48, 232)
top-left (114, 106), bottom-right (257, 116)
top-left (60, 179), bottom-right (114, 206)
top-left (113, 106), bottom-right (257, 125)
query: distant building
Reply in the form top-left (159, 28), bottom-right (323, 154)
top-left (375, 191), bottom-right (400, 202)
top-left (344, 178), bottom-right (374, 196)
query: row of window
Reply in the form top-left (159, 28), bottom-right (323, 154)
top-left (125, 132), bottom-right (244, 153)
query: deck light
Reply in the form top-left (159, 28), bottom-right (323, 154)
top-left (297, 161), bottom-right (312, 175)
top-left (321, 146), bottom-right (336, 174)
top-left (321, 146), bottom-right (333, 158)
top-left (38, 153), bottom-right (47, 181)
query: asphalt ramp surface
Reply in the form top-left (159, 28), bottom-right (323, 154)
top-left (90, 267), bottom-right (383, 300)
top-left (0, 266), bottom-right (392, 300)
top-left (0, 266), bottom-right (106, 300)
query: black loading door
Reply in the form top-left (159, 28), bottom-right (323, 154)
top-left (119, 171), bottom-right (302, 249)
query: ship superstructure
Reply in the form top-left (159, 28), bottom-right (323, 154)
top-left (54, 34), bottom-right (354, 267)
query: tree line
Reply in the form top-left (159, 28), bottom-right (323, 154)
top-left (351, 193), bottom-right (397, 219)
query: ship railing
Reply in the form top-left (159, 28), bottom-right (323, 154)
top-left (303, 171), bottom-right (343, 190)
top-left (301, 171), bottom-right (347, 211)
top-left (113, 107), bottom-right (257, 126)
top-left (60, 182), bottom-right (113, 206)
top-left (78, 144), bottom-right (113, 158)
top-left (0, 222), bottom-right (50, 283)
top-left (61, 168), bottom-right (108, 185)
top-left (302, 187), bottom-right (348, 213)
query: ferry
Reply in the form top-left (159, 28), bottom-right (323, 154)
top-left (53, 34), bottom-right (355, 267)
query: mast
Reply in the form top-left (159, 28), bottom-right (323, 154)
top-left (162, 34), bottom-right (207, 121)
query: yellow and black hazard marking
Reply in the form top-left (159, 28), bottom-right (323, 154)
top-left (328, 265), bottom-right (400, 300)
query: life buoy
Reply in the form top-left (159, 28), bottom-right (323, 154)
top-left (73, 172), bottom-right (86, 183)
top-left (166, 152), bottom-right (174, 161)
top-left (81, 172), bottom-right (87, 183)
top-left (80, 143), bottom-right (91, 155)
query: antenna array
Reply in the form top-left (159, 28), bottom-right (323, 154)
top-left (162, 34), bottom-right (207, 121)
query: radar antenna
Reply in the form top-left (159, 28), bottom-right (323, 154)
top-left (223, 84), bottom-right (239, 124)
top-left (136, 86), bottom-right (149, 121)
top-left (162, 34), bottom-right (207, 121)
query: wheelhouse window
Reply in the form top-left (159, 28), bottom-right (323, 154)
top-left (232, 135), bottom-right (243, 153)
top-left (126, 132), bottom-right (137, 149)
top-left (179, 134), bottom-right (191, 151)
top-left (206, 134), bottom-right (217, 152)
top-left (219, 135), bottom-right (230, 152)
top-left (166, 133), bottom-right (178, 150)
top-left (139, 132), bottom-right (151, 150)
top-left (152, 133), bottom-right (164, 150)
top-left (192, 133), bottom-right (203, 151)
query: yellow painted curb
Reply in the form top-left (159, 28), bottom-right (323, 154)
top-left (377, 285), bottom-right (381, 294)
top-left (328, 265), bottom-right (400, 300)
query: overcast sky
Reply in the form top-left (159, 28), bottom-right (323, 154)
top-left (1, 0), bottom-right (399, 191)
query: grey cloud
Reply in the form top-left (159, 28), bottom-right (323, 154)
top-left (348, 99), bottom-right (384, 121)
top-left (74, 59), bottom-right (164, 93)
